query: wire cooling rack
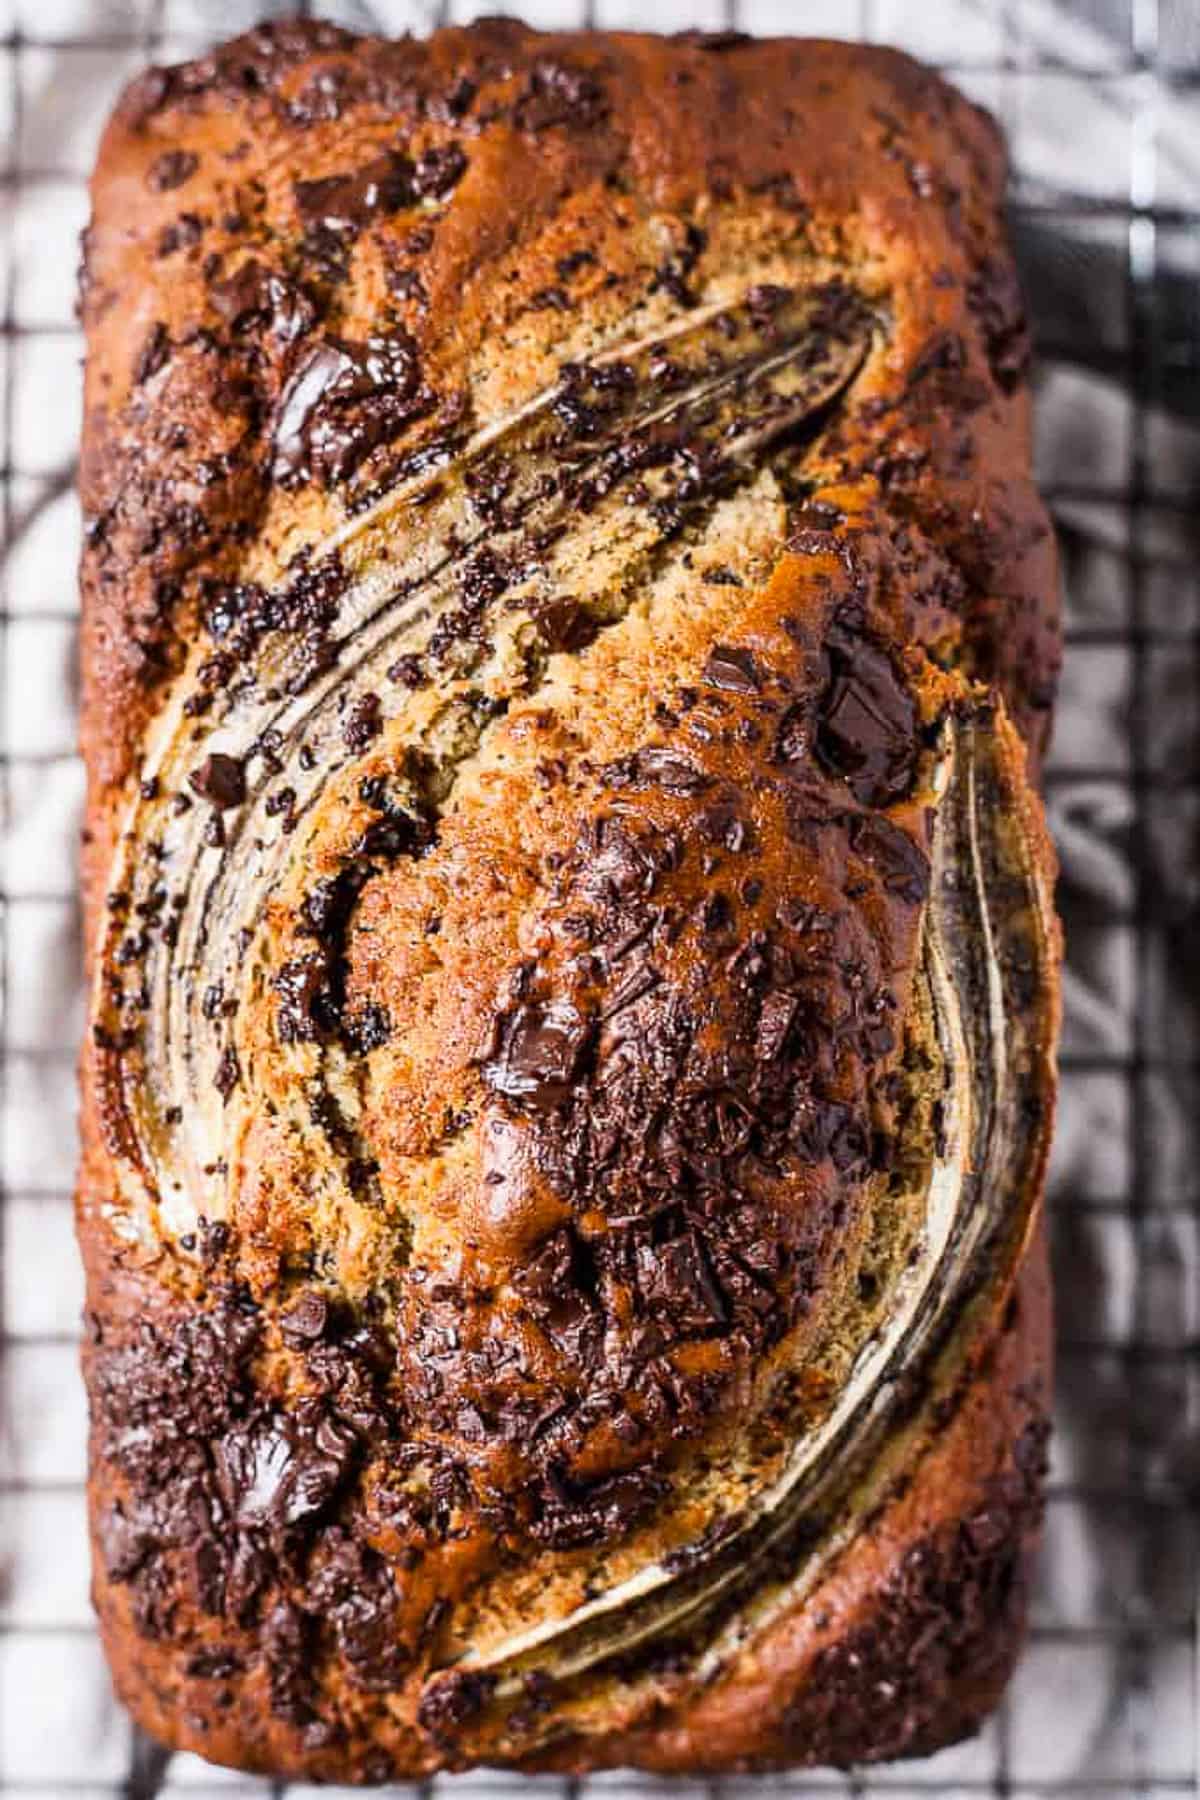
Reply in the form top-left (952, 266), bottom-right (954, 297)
top-left (1, 0), bottom-right (1198, 1793)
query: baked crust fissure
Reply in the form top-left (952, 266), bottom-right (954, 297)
top-left (77, 20), bottom-right (1061, 1780)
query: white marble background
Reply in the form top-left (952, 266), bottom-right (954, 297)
top-left (1, 0), bottom-right (1198, 1793)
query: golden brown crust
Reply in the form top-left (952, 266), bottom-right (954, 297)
top-left (77, 21), bottom-right (1060, 1780)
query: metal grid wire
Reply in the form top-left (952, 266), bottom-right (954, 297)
top-left (0, 0), bottom-right (1198, 1792)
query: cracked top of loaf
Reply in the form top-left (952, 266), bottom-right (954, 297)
top-left (77, 19), bottom-right (1060, 1781)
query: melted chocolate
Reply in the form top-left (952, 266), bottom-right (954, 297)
top-left (294, 150), bottom-right (416, 238)
top-left (815, 626), bottom-right (918, 808)
top-left (272, 332), bottom-right (425, 486)
top-left (210, 258), bottom-right (317, 345)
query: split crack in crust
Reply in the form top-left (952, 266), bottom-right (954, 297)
top-left (76, 19), bottom-right (1061, 1782)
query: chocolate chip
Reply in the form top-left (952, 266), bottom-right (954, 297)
top-left (189, 752), bottom-right (246, 809)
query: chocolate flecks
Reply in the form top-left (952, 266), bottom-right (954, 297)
top-left (815, 625), bottom-right (918, 808)
top-left (968, 255), bottom-right (1032, 394)
top-left (271, 331), bottom-right (427, 487)
top-left (148, 149), bottom-right (198, 192)
top-left (602, 746), bottom-right (714, 796)
top-left (780, 1414), bottom-right (1048, 1765)
top-left (189, 752), bottom-right (246, 810)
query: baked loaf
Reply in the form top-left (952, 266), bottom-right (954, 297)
top-left (77, 19), bottom-right (1061, 1781)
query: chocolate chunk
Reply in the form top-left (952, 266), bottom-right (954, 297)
top-left (775, 702), bottom-right (810, 764)
top-left (275, 955), bottom-right (329, 1043)
top-left (652, 220), bottom-right (707, 308)
top-left (791, 1093), bottom-right (871, 1174)
top-left (418, 1670), bottom-right (497, 1742)
top-left (133, 321), bottom-right (170, 385)
top-left (280, 1290), bottom-right (329, 1346)
top-left (307, 1535), bottom-right (408, 1691)
top-left (98, 1503), bottom-right (155, 1581)
top-left (156, 212), bottom-right (204, 258)
top-left (213, 1046), bottom-right (241, 1101)
top-left (272, 330), bottom-right (424, 486)
top-left (189, 752), bottom-right (246, 809)
top-left (530, 593), bottom-right (600, 654)
top-left (515, 58), bottom-right (607, 132)
top-left (815, 627), bottom-right (918, 807)
top-left (412, 143), bottom-right (467, 199)
top-left (344, 1002), bottom-right (391, 1053)
top-left (483, 1000), bottom-right (593, 1112)
top-left (294, 150), bottom-right (416, 237)
top-left (677, 28), bottom-right (752, 50)
top-left (848, 813), bottom-right (930, 904)
top-left (343, 691), bottom-right (383, 752)
top-left (533, 1465), bottom-right (665, 1549)
top-left (699, 798), bottom-right (755, 854)
top-left (703, 644), bottom-right (763, 694)
top-left (636, 1231), bottom-right (727, 1333)
top-left (147, 149), bottom-right (198, 192)
top-left (215, 1406), bottom-right (356, 1532)
top-left (755, 989), bottom-right (798, 1062)
top-left (210, 258), bottom-right (316, 345)
top-left (701, 563), bottom-right (743, 586)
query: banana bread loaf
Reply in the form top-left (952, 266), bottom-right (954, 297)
top-left (77, 19), bottom-right (1061, 1780)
